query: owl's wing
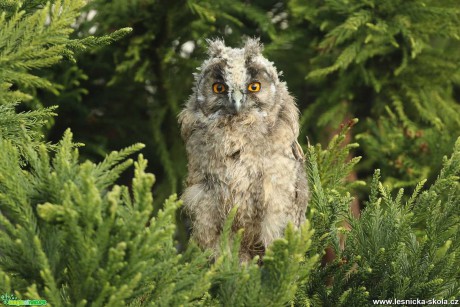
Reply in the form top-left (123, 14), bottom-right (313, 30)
top-left (291, 140), bottom-right (305, 162)
top-left (293, 140), bottom-right (308, 227)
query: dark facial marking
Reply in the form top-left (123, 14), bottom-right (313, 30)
top-left (249, 92), bottom-right (264, 110)
top-left (247, 65), bottom-right (272, 81)
top-left (197, 60), bottom-right (227, 90)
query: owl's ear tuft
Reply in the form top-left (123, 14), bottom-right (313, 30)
top-left (244, 37), bottom-right (263, 59)
top-left (206, 38), bottom-right (226, 58)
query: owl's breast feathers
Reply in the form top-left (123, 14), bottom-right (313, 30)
top-left (182, 108), bottom-right (306, 212)
top-left (181, 109), bottom-right (308, 252)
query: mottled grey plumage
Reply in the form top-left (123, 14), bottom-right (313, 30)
top-left (179, 38), bottom-right (308, 261)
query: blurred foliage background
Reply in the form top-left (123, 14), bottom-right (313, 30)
top-left (31, 0), bottom-right (459, 217)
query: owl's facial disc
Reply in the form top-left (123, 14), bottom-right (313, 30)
top-left (198, 47), bottom-right (279, 117)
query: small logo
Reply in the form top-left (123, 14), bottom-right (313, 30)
top-left (1, 293), bottom-right (47, 306)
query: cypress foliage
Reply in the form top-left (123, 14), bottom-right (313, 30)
top-left (299, 136), bottom-right (460, 306)
top-left (286, 0), bottom-right (460, 188)
top-left (0, 0), bottom-right (131, 106)
top-left (0, 126), bottom-right (213, 305)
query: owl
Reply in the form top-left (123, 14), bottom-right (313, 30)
top-left (178, 38), bottom-right (308, 261)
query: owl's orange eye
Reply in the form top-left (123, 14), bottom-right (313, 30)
top-left (212, 83), bottom-right (226, 93)
top-left (248, 82), bottom-right (261, 92)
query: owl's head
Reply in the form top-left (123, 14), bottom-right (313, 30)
top-left (192, 38), bottom-right (283, 117)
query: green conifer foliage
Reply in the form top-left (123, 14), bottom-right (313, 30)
top-left (0, 128), bottom-right (214, 305)
top-left (0, 0), bottom-right (131, 106)
top-left (303, 120), bottom-right (362, 258)
top-left (286, 0), bottom-right (460, 188)
top-left (207, 207), bottom-right (318, 307)
top-left (298, 132), bottom-right (460, 305)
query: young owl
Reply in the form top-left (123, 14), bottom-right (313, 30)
top-left (178, 38), bottom-right (308, 261)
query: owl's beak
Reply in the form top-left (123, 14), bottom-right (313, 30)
top-left (231, 90), bottom-right (244, 113)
